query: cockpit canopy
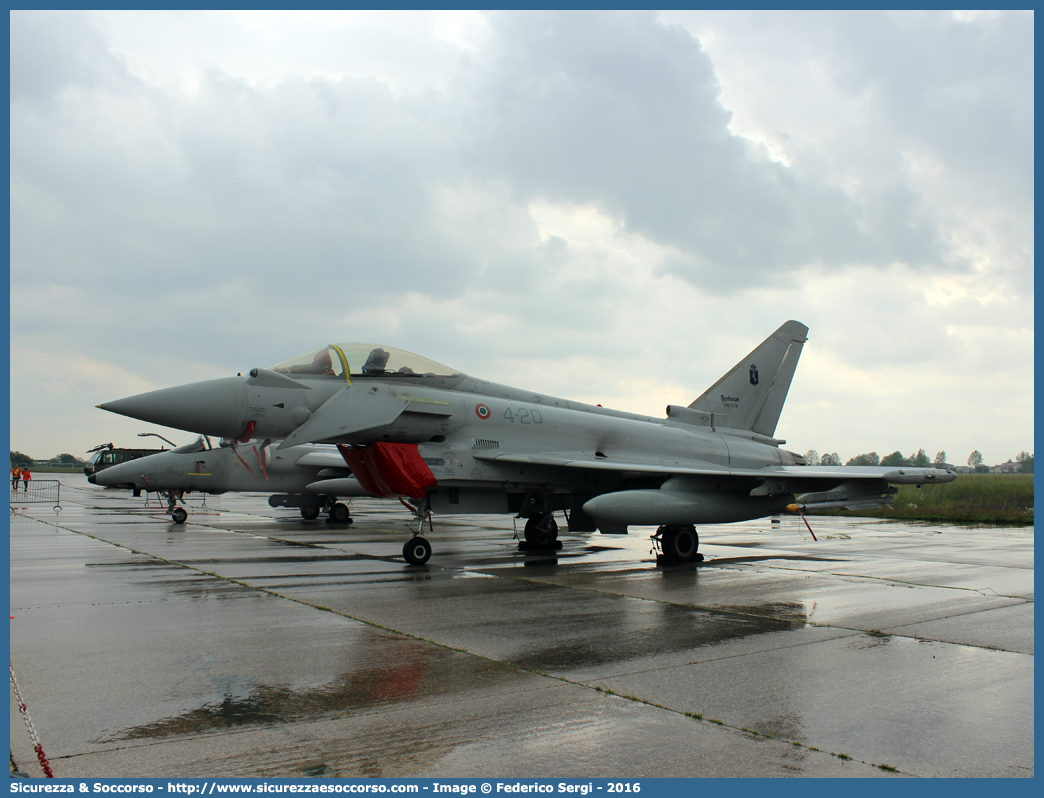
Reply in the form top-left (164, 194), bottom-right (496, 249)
top-left (268, 343), bottom-right (462, 381)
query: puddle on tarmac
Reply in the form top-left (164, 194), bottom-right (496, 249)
top-left (98, 639), bottom-right (522, 743)
top-left (510, 600), bottom-right (810, 671)
top-left (160, 554), bottom-right (363, 566)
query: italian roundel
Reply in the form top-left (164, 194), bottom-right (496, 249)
top-left (475, 403), bottom-right (491, 419)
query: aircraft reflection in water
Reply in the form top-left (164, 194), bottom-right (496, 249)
top-left (99, 321), bottom-right (956, 565)
top-left (89, 436), bottom-right (371, 525)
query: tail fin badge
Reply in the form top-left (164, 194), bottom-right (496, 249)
top-left (749, 364), bottom-right (759, 385)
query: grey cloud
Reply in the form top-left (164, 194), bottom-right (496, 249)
top-left (831, 11), bottom-right (1033, 207)
top-left (10, 10), bottom-right (135, 105)
top-left (12, 9), bottom-right (970, 321)
top-left (12, 69), bottom-right (478, 307)
top-left (9, 10), bottom-right (1030, 381)
top-left (460, 11), bottom-right (946, 289)
top-left (691, 10), bottom-right (1032, 219)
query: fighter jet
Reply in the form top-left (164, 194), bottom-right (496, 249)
top-left (89, 435), bottom-right (371, 524)
top-left (98, 321), bottom-right (956, 565)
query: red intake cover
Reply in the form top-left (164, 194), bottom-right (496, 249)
top-left (337, 442), bottom-right (437, 500)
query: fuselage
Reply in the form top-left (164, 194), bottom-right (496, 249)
top-left (98, 365), bottom-right (805, 524)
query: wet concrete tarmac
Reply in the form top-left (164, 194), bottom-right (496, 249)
top-left (8, 476), bottom-right (1033, 778)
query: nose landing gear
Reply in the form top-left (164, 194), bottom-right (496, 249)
top-left (403, 536), bottom-right (432, 565)
top-left (400, 496), bottom-right (433, 566)
top-left (160, 490), bottom-right (187, 524)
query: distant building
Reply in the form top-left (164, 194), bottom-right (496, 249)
top-left (990, 460), bottom-right (1018, 474)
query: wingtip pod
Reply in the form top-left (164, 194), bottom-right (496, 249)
top-left (882, 468), bottom-right (958, 485)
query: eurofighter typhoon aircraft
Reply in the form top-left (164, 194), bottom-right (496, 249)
top-left (89, 436), bottom-right (371, 524)
top-left (98, 321), bottom-right (956, 565)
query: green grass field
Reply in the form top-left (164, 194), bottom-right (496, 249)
top-left (808, 473), bottom-right (1034, 525)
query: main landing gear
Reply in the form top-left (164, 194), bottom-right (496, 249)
top-left (296, 500), bottom-right (353, 524)
top-left (521, 513), bottom-right (561, 550)
top-left (654, 525), bottom-right (703, 565)
top-left (328, 502), bottom-right (352, 524)
top-left (515, 491), bottom-right (563, 552)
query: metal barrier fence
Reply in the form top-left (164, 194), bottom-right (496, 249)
top-left (9, 480), bottom-right (61, 507)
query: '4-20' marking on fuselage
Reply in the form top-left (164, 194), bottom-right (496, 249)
top-left (503, 407), bottom-right (543, 424)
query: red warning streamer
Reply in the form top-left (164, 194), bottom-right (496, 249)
top-left (796, 506), bottom-right (817, 541)
top-left (10, 661), bottom-right (54, 778)
top-left (252, 446), bottom-right (269, 481)
top-left (230, 444), bottom-right (254, 476)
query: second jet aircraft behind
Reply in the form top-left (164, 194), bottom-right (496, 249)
top-left (89, 436), bottom-right (372, 524)
top-left (98, 321), bottom-right (956, 565)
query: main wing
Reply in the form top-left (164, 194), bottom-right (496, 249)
top-left (472, 450), bottom-right (956, 511)
top-left (472, 449), bottom-right (952, 483)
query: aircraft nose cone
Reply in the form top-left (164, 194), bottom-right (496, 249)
top-left (91, 459), bottom-right (139, 487)
top-left (91, 468), bottom-right (120, 487)
top-left (98, 377), bottom-right (249, 438)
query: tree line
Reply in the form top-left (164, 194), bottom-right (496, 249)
top-left (10, 450), bottom-right (85, 467)
top-left (803, 449), bottom-right (1033, 474)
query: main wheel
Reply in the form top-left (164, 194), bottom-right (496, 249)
top-left (524, 515), bottom-right (559, 548)
top-left (300, 505), bottom-right (321, 520)
top-left (329, 502), bottom-right (351, 524)
top-left (403, 536), bottom-right (432, 566)
top-left (171, 507), bottom-right (188, 524)
top-left (661, 525), bottom-right (700, 563)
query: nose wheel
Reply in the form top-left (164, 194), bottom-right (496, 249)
top-left (403, 536), bottom-right (432, 566)
top-left (162, 490), bottom-right (187, 524)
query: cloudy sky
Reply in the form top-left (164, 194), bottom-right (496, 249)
top-left (9, 10), bottom-right (1033, 467)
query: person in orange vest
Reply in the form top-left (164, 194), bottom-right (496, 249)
top-left (20, 467), bottom-right (31, 492)
top-left (11, 466), bottom-right (20, 490)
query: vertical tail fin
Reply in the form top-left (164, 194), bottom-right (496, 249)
top-left (689, 320), bottom-right (808, 437)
